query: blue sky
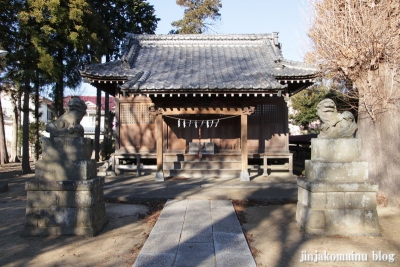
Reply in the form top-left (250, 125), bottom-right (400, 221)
top-left (150, 0), bottom-right (310, 61)
top-left (78, 0), bottom-right (310, 95)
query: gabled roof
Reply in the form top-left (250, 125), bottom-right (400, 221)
top-left (64, 96), bottom-right (116, 111)
top-left (80, 33), bottom-right (318, 94)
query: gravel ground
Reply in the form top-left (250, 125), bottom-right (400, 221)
top-left (1, 162), bottom-right (399, 267)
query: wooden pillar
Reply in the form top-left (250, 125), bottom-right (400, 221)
top-left (155, 114), bottom-right (164, 181)
top-left (94, 89), bottom-right (102, 162)
top-left (240, 113), bottom-right (250, 181)
top-left (284, 93), bottom-right (290, 151)
top-left (114, 98), bottom-right (120, 152)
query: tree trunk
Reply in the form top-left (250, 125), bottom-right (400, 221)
top-left (17, 92), bottom-right (21, 159)
top-left (357, 108), bottom-right (400, 206)
top-left (9, 89), bottom-right (20, 162)
top-left (34, 81), bottom-right (40, 161)
top-left (54, 82), bottom-right (64, 118)
top-left (54, 48), bottom-right (64, 118)
top-left (94, 89), bottom-right (101, 162)
top-left (22, 75), bottom-right (32, 174)
top-left (0, 96), bottom-right (9, 165)
top-left (355, 66), bottom-right (400, 206)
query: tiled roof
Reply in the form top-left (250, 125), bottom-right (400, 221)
top-left (64, 96), bottom-right (116, 111)
top-left (80, 34), bottom-right (318, 92)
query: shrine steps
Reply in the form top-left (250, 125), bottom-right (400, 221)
top-left (163, 153), bottom-right (242, 179)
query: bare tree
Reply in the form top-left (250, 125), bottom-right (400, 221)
top-left (7, 87), bottom-right (20, 162)
top-left (306, 0), bottom-right (400, 205)
top-left (0, 92), bottom-right (9, 165)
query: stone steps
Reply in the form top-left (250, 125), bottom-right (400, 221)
top-left (164, 153), bottom-right (241, 162)
top-left (164, 169), bottom-right (241, 179)
top-left (164, 161), bottom-right (241, 170)
top-left (163, 153), bottom-right (242, 179)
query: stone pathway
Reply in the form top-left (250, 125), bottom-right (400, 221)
top-left (133, 199), bottom-right (256, 267)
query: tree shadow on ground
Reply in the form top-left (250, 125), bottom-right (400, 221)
top-left (235, 200), bottom-right (400, 267)
top-left (1, 162), bottom-right (400, 267)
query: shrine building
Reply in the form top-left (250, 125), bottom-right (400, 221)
top-left (80, 33), bottom-right (318, 181)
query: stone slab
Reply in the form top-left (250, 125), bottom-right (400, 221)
top-left (311, 138), bottom-right (362, 162)
top-left (26, 189), bottom-right (103, 208)
top-left (142, 231), bottom-right (181, 254)
top-left (25, 201), bottom-right (106, 227)
top-left (165, 199), bottom-right (188, 208)
top-left (133, 199), bottom-right (256, 267)
top-left (151, 219), bottom-right (184, 234)
top-left (297, 178), bottom-right (378, 192)
top-left (41, 137), bottom-right (93, 161)
top-left (35, 159), bottom-right (97, 181)
top-left (158, 207), bottom-right (187, 221)
top-left (22, 215), bottom-right (108, 237)
top-left (213, 232), bottom-right (256, 267)
top-left (132, 253), bottom-right (176, 267)
top-left (25, 177), bottom-right (104, 191)
top-left (345, 192), bottom-right (377, 210)
top-left (186, 199), bottom-right (210, 210)
top-left (211, 200), bottom-right (233, 210)
top-left (181, 224), bottom-right (213, 243)
top-left (175, 242), bottom-right (215, 267)
top-left (297, 182), bottom-right (380, 235)
top-left (212, 214), bottom-right (243, 234)
top-left (184, 209), bottom-right (212, 223)
top-left (305, 161), bottom-right (368, 182)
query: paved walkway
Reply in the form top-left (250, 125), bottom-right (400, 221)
top-left (133, 199), bottom-right (256, 267)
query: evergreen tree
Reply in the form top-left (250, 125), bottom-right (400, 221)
top-left (171, 0), bottom-right (222, 34)
top-left (0, 0), bottom-right (23, 164)
top-left (289, 81), bottom-right (351, 132)
top-left (19, 0), bottom-right (105, 117)
top-left (91, 0), bottom-right (159, 60)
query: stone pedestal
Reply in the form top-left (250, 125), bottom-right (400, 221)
top-left (35, 137), bottom-right (97, 181)
top-left (23, 137), bottom-right (108, 236)
top-left (296, 138), bottom-right (380, 236)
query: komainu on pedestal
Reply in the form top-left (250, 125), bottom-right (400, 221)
top-left (23, 97), bottom-right (108, 237)
top-left (296, 99), bottom-right (380, 236)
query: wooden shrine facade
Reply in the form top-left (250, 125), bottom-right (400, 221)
top-left (80, 34), bottom-right (318, 180)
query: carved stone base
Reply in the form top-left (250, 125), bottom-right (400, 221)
top-left (296, 178), bottom-right (380, 236)
top-left (296, 138), bottom-right (380, 236)
top-left (23, 177), bottom-right (108, 237)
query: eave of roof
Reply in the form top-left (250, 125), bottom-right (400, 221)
top-left (80, 33), bottom-right (318, 92)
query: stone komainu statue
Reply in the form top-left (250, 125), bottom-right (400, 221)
top-left (317, 98), bottom-right (357, 138)
top-left (46, 97), bottom-right (87, 138)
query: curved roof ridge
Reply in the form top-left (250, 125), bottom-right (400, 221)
top-left (281, 59), bottom-right (319, 71)
top-left (131, 33), bottom-right (276, 41)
